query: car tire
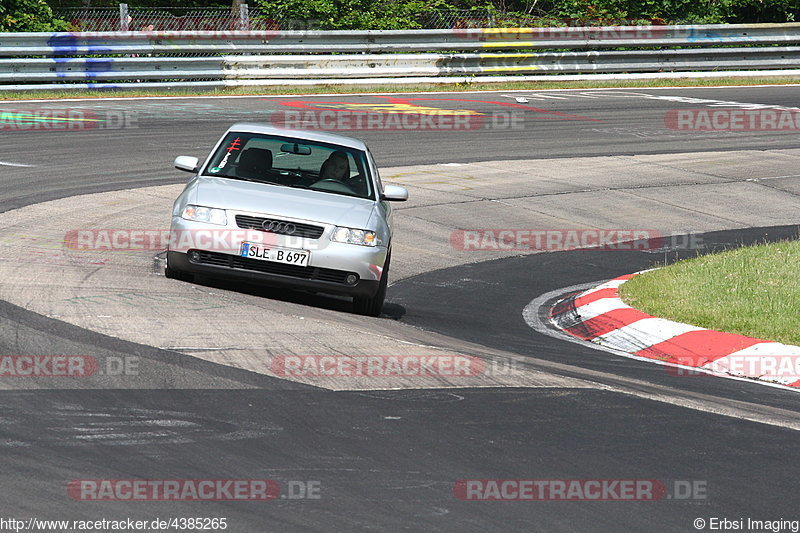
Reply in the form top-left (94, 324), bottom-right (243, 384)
top-left (353, 251), bottom-right (389, 317)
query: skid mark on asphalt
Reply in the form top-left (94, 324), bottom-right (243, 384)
top-left (0, 404), bottom-right (283, 447)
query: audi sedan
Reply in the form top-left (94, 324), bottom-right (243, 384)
top-left (166, 123), bottom-right (407, 316)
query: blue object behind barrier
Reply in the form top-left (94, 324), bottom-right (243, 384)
top-left (46, 33), bottom-right (115, 56)
top-left (685, 28), bottom-right (755, 43)
top-left (52, 57), bottom-right (115, 79)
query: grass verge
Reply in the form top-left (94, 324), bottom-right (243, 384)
top-left (619, 238), bottom-right (800, 346)
top-left (0, 76), bottom-right (798, 100)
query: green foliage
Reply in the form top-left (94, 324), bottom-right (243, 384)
top-left (538, 0), bottom-right (798, 24)
top-left (255, 0), bottom-right (799, 28)
top-left (719, 0), bottom-right (798, 23)
top-left (256, 0), bottom-right (458, 29)
top-left (11, 0), bottom-right (797, 32)
top-left (47, 0), bottom-right (233, 6)
top-left (620, 239), bottom-right (800, 346)
top-left (1, 0), bottom-right (68, 31)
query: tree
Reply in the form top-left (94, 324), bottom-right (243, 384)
top-left (1, 0), bottom-right (68, 31)
top-left (256, 0), bottom-right (458, 30)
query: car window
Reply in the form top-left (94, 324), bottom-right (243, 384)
top-left (203, 132), bottom-right (374, 199)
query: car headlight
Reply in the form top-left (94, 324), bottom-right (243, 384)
top-left (331, 226), bottom-right (378, 246)
top-left (181, 205), bottom-right (227, 226)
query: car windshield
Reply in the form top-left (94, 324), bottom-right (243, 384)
top-left (203, 132), bottom-right (374, 200)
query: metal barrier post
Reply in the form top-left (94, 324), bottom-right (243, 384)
top-left (119, 3), bottom-right (129, 32)
top-left (239, 4), bottom-right (250, 31)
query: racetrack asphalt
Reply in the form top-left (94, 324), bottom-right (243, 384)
top-left (0, 85), bottom-right (799, 531)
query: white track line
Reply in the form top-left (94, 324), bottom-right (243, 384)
top-left (0, 161), bottom-right (33, 168)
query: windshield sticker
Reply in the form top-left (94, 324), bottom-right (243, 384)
top-left (209, 166), bottom-right (221, 173)
top-left (218, 136), bottom-right (242, 169)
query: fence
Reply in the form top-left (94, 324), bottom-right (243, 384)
top-left (54, 4), bottom-right (499, 32)
top-left (1, 23), bottom-right (799, 90)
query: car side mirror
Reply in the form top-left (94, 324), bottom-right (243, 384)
top-left (174, 155), bottom-right (199, 173)
top-left (382, 185), bottom-right (408, 202)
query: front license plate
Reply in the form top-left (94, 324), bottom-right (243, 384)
top-left (240, 242), bottom-right (309, 267)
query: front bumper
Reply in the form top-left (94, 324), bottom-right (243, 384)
top-left (167, 217), bottom-right (387, 298)
top-left (167, 250), bottom-right (381, 298)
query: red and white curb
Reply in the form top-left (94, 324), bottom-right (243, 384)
top-left (543, 273), bottom-right (800, 389)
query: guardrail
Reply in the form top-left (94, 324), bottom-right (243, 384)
top-left (1, 23), bottom-right (799, 90)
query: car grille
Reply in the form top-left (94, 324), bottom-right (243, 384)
top-left (235, 215), bottom-right (325, 239)
top-left (190, 250), bottom-right (354, 285)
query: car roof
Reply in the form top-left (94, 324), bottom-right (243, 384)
top-left (227, 123), bottom-right (369, 151)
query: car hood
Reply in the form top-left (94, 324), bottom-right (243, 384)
top-left (188, 177), bottom-right (376, 228)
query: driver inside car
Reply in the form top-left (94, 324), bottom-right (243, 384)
top-left (319, 150), bottom-right (351, 181)
top-left (317, 150), bottom-right (369, 196)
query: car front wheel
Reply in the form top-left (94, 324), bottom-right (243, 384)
top-left (353, 252), bottom-right (389, 317)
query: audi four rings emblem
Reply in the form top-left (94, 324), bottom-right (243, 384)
top-left (262, 220), bottom-right (296, 234)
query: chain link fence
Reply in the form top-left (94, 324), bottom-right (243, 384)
top-left (56, 5), bottom-right (259, 32)
top-left (53, 5), bottom-right (537, 32)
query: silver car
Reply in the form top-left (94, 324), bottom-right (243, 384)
top-left (166, 123), bottom-right (408, 316)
